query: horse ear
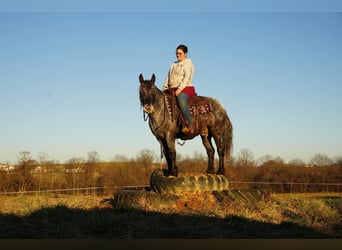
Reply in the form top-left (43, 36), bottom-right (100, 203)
top-left (151, 74), bottom-right (156, 84)
top-left (139, 74), bottom-right (144, 84)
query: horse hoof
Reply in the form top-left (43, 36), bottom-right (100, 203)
top-left (206, 169), bottom-right (215, 175)
top-left (165, 169), bottom-right (178, 177)
top-left (169, 173), bottom-right (178, 177)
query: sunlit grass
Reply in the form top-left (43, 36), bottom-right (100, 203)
top-left (0, 192), bottom-right (341, 238)
top-left (0, 194), bottom-right (102, 216)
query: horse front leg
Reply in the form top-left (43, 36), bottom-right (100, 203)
top-left (216, 152), bottom-right (225, 175)
top-left (201, 134), bottom-right (215, 174)
top-left (161, 138), bottom-right (178, 177)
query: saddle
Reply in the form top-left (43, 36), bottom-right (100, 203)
top-left (165, 89), bottom-right (213, 133)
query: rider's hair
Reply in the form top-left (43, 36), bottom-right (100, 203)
top-left (176, 44), bottom-right (188, 54)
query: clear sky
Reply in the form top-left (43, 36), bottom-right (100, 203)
top-left (1, 1), bottom-right (342, 164)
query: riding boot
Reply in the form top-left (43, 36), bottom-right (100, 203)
top-left (177, 92), bottom-right (193, 133)
top-left (181, 126), bottom-right (192, 133)
top-left (181, 120), bottom-right (193, 133)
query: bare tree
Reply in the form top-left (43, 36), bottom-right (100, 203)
top-left (256, 155), bottom-right (284, 166)
top-left (87, 151), bottom-right (100, 164)
top-left (289, 158), bottom-right (306, 166)
top-left (68, 157), bottom-right (84, 195)
top-left (86, 151), bottom-right (101, 195)
top-left (17, 151), bottom-right (36, 191)
top-left (112, 154), bottom-right (129, 162)
top-left (18, 151), bottom-right (32, 163)
top-left (334, 155), bottom-right (342, 165)
top-left (37, 152), bottom-right (49, 193)
top-left (273, 156), bottom-right (284, 163)
top-left (136, 149), bottom-right (156, 179)
top-left (235, 148), bottom-right (255, 167)
top-left (136, 149), bottom-right (156, 164)
top-left (308, 153), bottom-right (334, 166)
top-left (256, 154), bottom-right (273, 166)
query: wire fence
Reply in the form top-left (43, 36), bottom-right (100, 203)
top-left (229, 181), bottom-right (342, 193)
top-left (0, 186), bottom-right (116, 196)
top-left (0, 181), bottom-right (340, 196)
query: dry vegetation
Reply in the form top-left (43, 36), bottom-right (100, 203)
top-left (0, 192), bottom-right (341, 239)
top-left (0, 150), bottom-right (341, 238)
top-left (1, 156), bottom-right (341, 195)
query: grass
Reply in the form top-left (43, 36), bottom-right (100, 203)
top-left (0, 192), bottom-right (341, 239)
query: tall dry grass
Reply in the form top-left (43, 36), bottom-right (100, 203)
top-left (0, 192), bottom-right (341, 238)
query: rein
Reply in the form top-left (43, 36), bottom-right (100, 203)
top-left (143, 110), bottom-right (148, 121)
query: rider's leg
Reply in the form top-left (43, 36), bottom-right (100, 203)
top-left (177, 92), bottom-right (192, 129)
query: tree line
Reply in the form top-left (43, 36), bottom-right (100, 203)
top-left (0, 149), bottom-right (341, 194)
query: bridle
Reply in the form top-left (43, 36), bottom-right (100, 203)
top-left (141, 86), bottom-right (168, 132)
top-left (141, 84), bottom-right (186, 147)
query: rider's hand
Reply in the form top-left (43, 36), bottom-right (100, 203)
top-left (175, 88), bottom-right (181, 96)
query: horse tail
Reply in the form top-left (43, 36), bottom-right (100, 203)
top-left (222, 115), bottom-right (233, 166)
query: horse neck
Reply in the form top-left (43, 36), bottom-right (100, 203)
top-left (149, 88), bottom-right (168, 122)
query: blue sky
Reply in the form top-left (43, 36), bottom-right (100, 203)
top-left (1, 1), bottom-right (342, 164)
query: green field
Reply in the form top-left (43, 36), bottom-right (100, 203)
top-left (0, 192), bottom-right (341, 239)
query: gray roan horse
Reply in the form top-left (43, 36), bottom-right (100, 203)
top-left (139, 73), bottom-right (233, 177)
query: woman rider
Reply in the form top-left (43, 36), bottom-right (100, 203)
top-left (162, 44), bottom-right (196, 133)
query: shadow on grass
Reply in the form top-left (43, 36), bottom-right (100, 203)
top-left (0, 205), bottom-right (334, 239)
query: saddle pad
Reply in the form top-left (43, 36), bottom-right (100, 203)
top-left (189, 96), bottom-right (212, 116)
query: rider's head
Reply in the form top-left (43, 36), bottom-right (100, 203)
top-left (176, 44), bottom-right (188, 61)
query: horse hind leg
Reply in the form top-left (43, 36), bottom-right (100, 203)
top-left (216, 118), bottom-right (233, 176)
top-left (213, 134), bottom-right (226, 176)
top-left (200, 134), bottom-right (215, 174)
top-left (216, 150), bottom-right (225, 175)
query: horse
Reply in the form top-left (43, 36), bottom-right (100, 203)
top-left (139, 73), bottom-right (233, 177)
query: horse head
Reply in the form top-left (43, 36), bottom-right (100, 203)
top-left (139, 73), bottom-right (157, 114)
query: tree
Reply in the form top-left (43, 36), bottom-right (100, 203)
top-left (136, 149), bottom-right (156, 179)
top-left (112, 154), bottom-right (129, 162)
top-left (177, 151), bottom-right (207, 174)
top-left (86, 151), bottom-right (101, 195)
top-left (235, 148), bottom-right (255, 168)
top-left (18, 151), bottom-right (32, 163)
top-left (289, 158), bottom-right (306, 166)
top-left (272, 156), bottom-right (284, 163)
top-left (136, 149), bottom-right (156, 165)
top-left (37, 152), bottom-right (49, 192)
top-left (87, 151), bottom-right (100, 164)
top-left (334, 155), bottom-right (342, 165)
top-left (17, 151), bottom-right (36, 191)
top-left (256, 154), bottom-right (273, 166)
top-left (68, 157), bottom-right (84, 194)
top-left (256, 155), bottom-right (284, 166)
top-left (308, 153), bottom-right (334, 166)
